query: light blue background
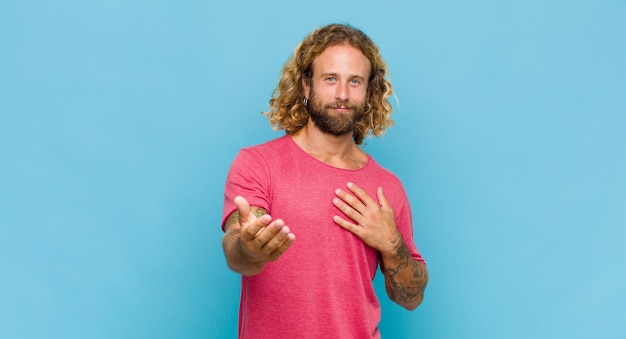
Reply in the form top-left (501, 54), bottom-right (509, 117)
top-left (1, 1), bottom-right (624, 338)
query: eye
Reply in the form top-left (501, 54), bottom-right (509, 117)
top-left (350, 79), bottom-right (361, 85)
top-left (325, 77), bottom-right (336, 82)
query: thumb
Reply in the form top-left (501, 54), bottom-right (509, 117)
top-left (234, 196), bottom-right (252, 224)
top-left (377, 187), bottom-right (391, 209)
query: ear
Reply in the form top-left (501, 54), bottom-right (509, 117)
top-left (302, 75), bottom-right (310, 99)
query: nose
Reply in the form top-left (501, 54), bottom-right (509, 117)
top-left (335, 81), bottom-right (349, 102)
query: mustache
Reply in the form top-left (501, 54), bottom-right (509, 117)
top-left (325, 101), bottom-right (358, 109)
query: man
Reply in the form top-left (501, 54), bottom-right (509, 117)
top-left (221, 24), bottom-right (428, 338)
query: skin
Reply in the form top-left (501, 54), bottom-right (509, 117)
top-left (333, 183), bottom-right (428, 310)
top-left (222, 196), bottom-right (295, 276)
top-left (222, 43), bottom-right (428, 310)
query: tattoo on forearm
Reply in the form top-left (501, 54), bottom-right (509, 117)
top-left (255, 208), bottom-right (267, 218)
top-left (223, 211), bottom-right (242, 251)
top-left (224, 207), bottom-right (268, 230)
top-left (225, 211), bottom-right (240, 229)
top-left (384, 234), bottom-right (428, 305)
top-left (222, 229), bottom-right (239, 249)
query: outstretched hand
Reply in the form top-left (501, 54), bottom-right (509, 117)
top-left (233, 196), bottom-right (296, 265)
top-left (332, 183), bottom-right (401, 254)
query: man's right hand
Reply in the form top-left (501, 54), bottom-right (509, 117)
top-left (222, 196), bottom-right (296, 276)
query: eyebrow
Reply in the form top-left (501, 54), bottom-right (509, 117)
top-left (320, 72), bottom-right (367, 81)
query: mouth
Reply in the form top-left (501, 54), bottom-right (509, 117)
top-left (329, 105), bottom-right (352, 113)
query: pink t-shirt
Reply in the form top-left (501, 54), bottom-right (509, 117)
top-left (222, 135), bottom-right (425, 338)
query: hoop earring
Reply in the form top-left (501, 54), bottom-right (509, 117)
top-left (366, 103), bottom-right (371, 111)
top-left (303, 98), bottom-right (308, 107)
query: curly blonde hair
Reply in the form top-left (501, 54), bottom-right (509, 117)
top-left (263, 24), bottom-right (394, 145)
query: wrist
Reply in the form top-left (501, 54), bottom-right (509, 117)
top-left (234, 234), bottom-right (267, 276)
top-left (380, 231), bottom-right (403, 255)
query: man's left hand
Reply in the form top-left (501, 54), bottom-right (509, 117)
top-left (332, 182), bottom-right (401, 253)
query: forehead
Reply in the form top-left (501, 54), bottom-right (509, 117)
top-left (311, 44), bottom-right (371, 77)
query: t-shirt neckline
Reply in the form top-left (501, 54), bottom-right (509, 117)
top-left (284, 135), bottom-right (372, 172)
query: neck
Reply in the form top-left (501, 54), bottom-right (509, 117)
top-left (291, 120), bottom-right (367, 170)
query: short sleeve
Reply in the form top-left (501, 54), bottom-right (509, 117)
top-left (394, 199), bottom-right (426, 265)
top-left (221, 148), bottom-right (272, 230)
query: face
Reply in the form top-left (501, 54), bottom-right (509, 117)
top-left (303, 44), bottom-right (371, 136)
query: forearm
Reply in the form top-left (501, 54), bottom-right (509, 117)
top-left (222, 228), bottom-right (266, 276)
top-left (381, 232), bottom-right (429, 310)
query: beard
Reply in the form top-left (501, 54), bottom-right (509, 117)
top-left (307, 91), bottom-right (367, 137)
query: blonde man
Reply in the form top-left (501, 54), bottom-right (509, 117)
top-left (221, 24), bottom-right (428, 338)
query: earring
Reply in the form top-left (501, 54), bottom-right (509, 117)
top-left (303, 98), bottom-right (308, 107)
top-left (366, 103), bottom-right (371, 111)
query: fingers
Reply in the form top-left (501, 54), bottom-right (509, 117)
top-left (233, 196), bottom-right (295, 264)
top-left (334, 184), bottom-right (366, 215)
top-left (346, 182), bottom-right (378, 206)
top-left (241, 213), bottom-right (272, 241)
top-left (264, 226), bottom-right (296, 260)
top-left (335, 182), bottom-right (379, 211)
top-left (333, 185), bottom-right (399, 252)
top-left (235, 196), bottom-right (272, 242)
top-left (334, 182), bottom-right (382, 218)
top-left (333, 215), bottom-right (362, 237)
top-left (333, 194), bottom-right (364, 223)
top-left (242, 217), bottom-right (296, 261)
top-left (253, 218), bottom-right (285, 245)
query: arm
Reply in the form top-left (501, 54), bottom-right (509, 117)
top-left (222, 196), bottom-right (296, 276)
top-left (379, 232), bottom-right (429, 310)
top-left (333, 183), bottom-right (428, 310)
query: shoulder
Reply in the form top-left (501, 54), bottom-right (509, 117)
top-left (366, 157), bottom-right (403, 185)
top-left (235, 135), bottom-right (289, 161)
top-left (230, 135), bottom-right (294, 175)
top-left (365, 156), bottom-right (409, 202)
top-left (240, 135), bottom-right (290, 156)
